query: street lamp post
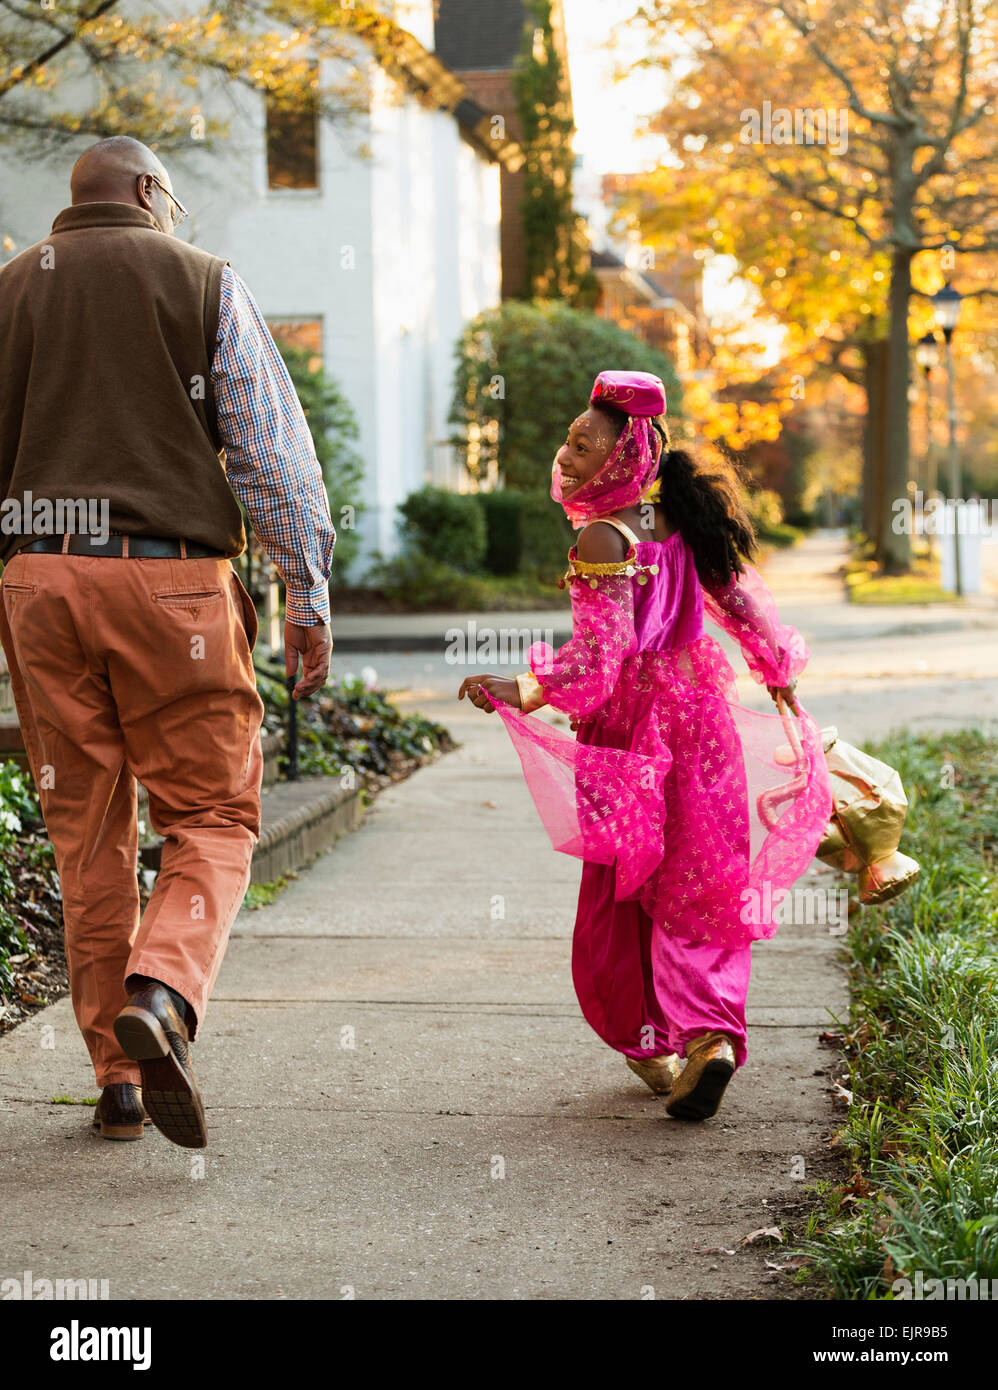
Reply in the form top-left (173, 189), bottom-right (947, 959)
top-left (914, 332), bottom-right (940, 551)
top-left (931, 284), bottom-right (963, 597)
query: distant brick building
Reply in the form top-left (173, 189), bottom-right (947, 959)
top-left (435, 0), bottom-right (575, 300)
top-left (590, 175), bottom-right (712, 371)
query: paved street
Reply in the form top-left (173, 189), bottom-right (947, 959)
top-left (0, 530), bottom-right (990, 1299)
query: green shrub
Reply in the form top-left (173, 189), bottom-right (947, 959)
top-left (759, 521), bottom-right (802, 547)
top-left (450, 300), bottom-right (683, 492)
top-left (276, 343), bottom-right (365, 584)
top-left (398, 486), bottom-right (487, 573)
top-left (366, 550), bottom-right (568, 612)
top-left (518, 489), bottom-right (575, 583)
top-left (477, 491), bottom-right (524, 576)
top-left (0, 760), bottom-right (36, 995)
top-left (744, 487), bottom-right (802, 548)
top-left (255, 671), bottom-right (454, 783)
top-left (368, 551), bottom-right (477, 609)
top-left (744, 487), bottom-right (785, 532)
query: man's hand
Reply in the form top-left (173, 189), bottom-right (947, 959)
top-left (458, 675), bottom-right (521, 712)
top-left (285, 620), bottom-right (332, 700)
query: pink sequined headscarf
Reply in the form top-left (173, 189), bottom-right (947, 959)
top-left (552, 370), bottom-right (668, 526)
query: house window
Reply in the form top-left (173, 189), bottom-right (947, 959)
top-left (266, 71), bottom-right (319, 190)
top-left (268, 319), bottom-right (323, 373)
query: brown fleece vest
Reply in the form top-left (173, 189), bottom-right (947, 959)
top-left (0, 202), bottom-right (246, 561)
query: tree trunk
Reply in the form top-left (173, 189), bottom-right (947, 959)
top-left (878, 224), bottom-right (915, 571)
top-left (863, 339), bottom-right (888, 548)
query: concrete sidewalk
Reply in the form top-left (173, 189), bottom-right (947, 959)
top-left (0, 709), bottom-right (847, 1301)
top-left (0, 529), bottom-right (972, 1301)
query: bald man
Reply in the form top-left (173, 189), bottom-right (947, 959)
top-left (0, 137), bottom-right (336, 1149)
top-left (69, 136), bottom-right (180, 233)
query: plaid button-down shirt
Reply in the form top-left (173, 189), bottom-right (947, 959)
top-left (212, 265), bottom-right (336, 626)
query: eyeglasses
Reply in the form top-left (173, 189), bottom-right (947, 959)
top-left (141, 173), bottom-right (189, 229)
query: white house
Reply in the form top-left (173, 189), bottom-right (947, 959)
top-left (0, 0), bottom-right (519, 574)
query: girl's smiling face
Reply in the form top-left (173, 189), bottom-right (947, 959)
top-left (555, 408), bottom-right (620, 494)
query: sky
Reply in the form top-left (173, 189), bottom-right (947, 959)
top-left (561, 0), bottom-right (770, 339)
top-left (561, 0), bottom-right (672, 177)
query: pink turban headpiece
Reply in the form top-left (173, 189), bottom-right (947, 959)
top-left (551, 370), bottom-right (669, 526)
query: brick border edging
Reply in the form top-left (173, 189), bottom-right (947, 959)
top-left (1, 715), bottom-right (367, 888)
top-left (250, 784), bottom-right (365, 884)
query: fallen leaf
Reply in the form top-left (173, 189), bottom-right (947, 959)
top-left (842, 1169), bottom-right (871, 1199)
top-left (832, 1081), bottom-right (853, 1105)
top-left (740, 1226), bottom-right (783, 1246)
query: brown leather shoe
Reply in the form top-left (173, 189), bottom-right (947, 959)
top-left (665, 1031), bottom-right (737, 1121)
top-left (91, 1083), bottom-right (152, 1141)
top-left (113, 982), bottom-right (207, 1149)
top-left (626, 1053), bottom-right (682, 1095)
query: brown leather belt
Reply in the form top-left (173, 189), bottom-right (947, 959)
top-left (20, 535), bottom-right (227, 559)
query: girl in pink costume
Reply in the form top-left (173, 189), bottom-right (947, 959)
top-left (459, 371), bottom-right (831, 1120)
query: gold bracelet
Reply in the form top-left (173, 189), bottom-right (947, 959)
top-left (562, 550), bottom-right (661, 590)
top-left (514, 671), bottom-right (548, 713)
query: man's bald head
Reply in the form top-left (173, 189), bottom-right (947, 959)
top-left (70, 137), bottom-right (178, 235)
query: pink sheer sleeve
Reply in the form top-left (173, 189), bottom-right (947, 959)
top-left (702, 563), bottom-right (808, 688)
top-left (528, 575), bottom-right (637, 720)
top-left (488, 571), bottom-right (670, 899)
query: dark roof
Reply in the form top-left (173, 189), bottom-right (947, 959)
top-left (641, 269), bottom-right (672, 297)
top-left (366, 22), bottom-right (524, 170)
top-left (434, 0), bottom-right (528, 72)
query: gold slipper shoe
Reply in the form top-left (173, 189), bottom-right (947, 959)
top-left (626, 1052), bottom-right (682, 1095)
top-left (665, 1032), bottom-right (736, 1121)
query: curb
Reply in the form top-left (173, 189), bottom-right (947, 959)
top-left (251, 777), bottom-right (365, 884)
top-left (332, 629), bottom-right (573, 654)
top-left (136, 768), bottom-right (365, 885)
top-left (0, 716), bottom-right (365, 888)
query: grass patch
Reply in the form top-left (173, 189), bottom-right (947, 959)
top-left (844, 543), bottom-right (951, 605)
top-left (757, 521), bottom-right (804, 548)
top-left (243, 876), bottom-right (292, 910)
top-left (792, 728), bottom-right (998, 1297)
top-left (50, 1095), bottom-right (98, 1107)
top-left (846, 569), bottom-right (951, 604)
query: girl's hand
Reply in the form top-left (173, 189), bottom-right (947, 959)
top-left (767, 679), bottom-right (799, 716)
top-left (458, 675), bottom-right (522, 712)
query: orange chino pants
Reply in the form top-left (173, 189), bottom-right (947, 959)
top-left (0, 550), bottom-right (265, 1087)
